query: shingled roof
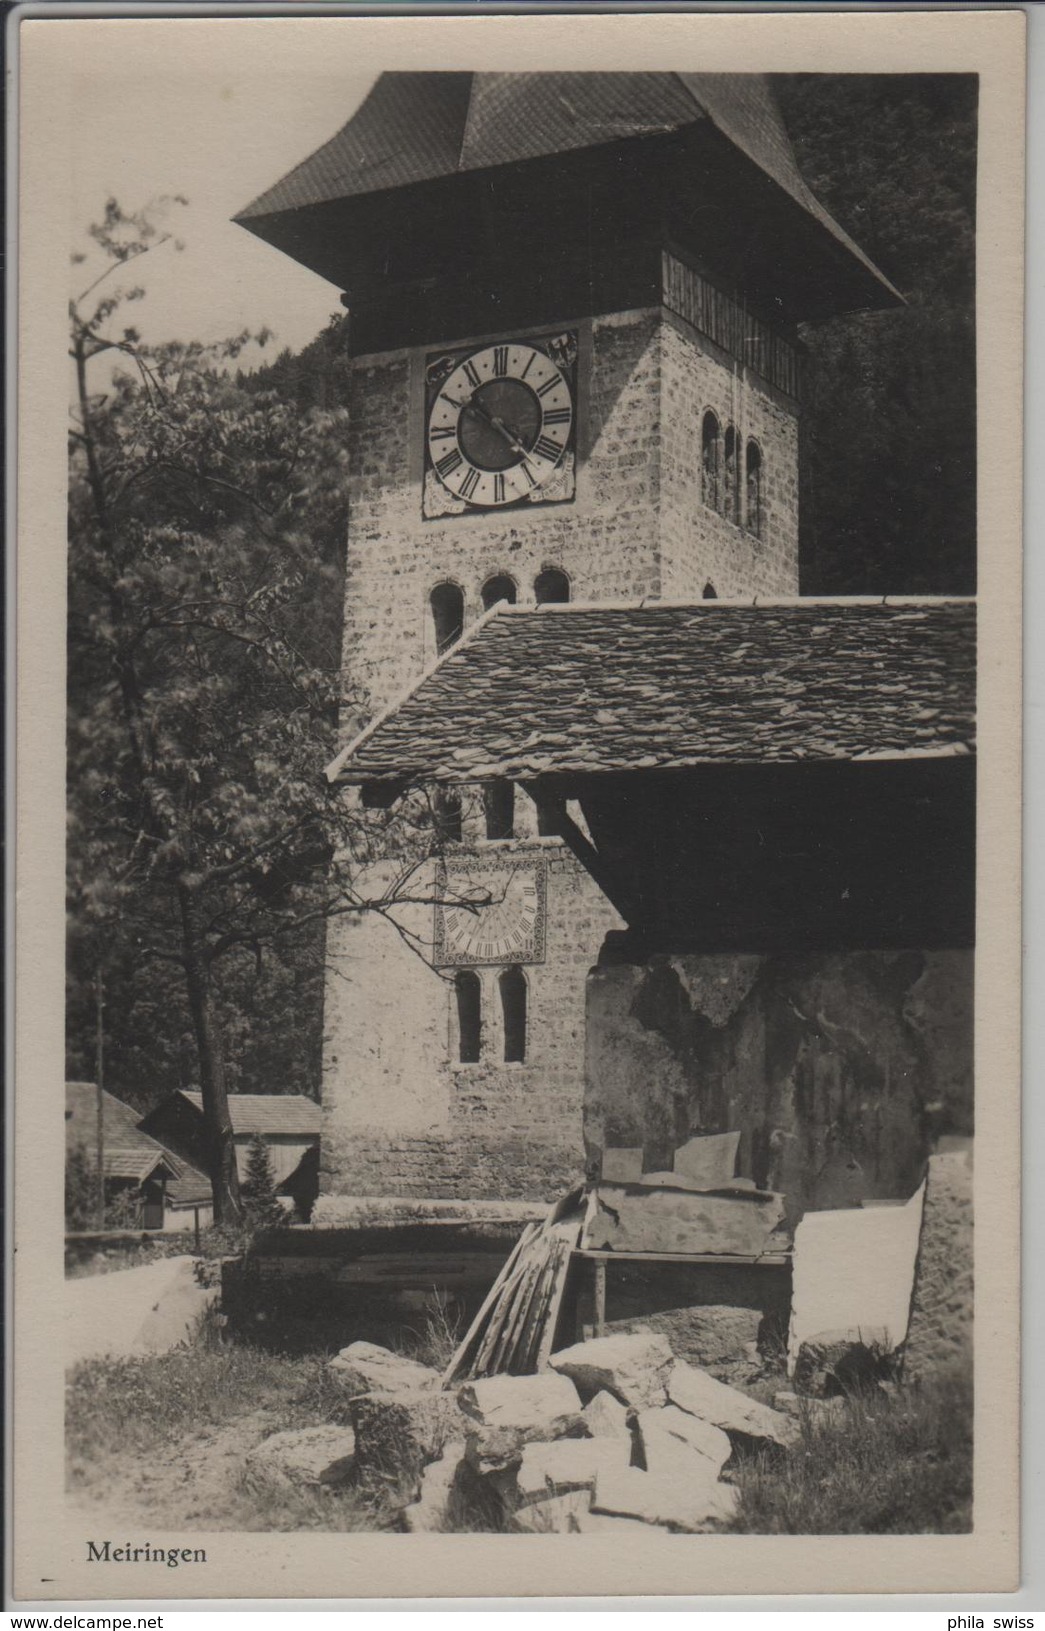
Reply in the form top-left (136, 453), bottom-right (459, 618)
top-left (180, 1091), bottom-right (322, 1138)
top-left (65, 1082), bottom-right (194, 1187)
top-left (236, 72), bottom-right (898, 309)
top-left (329, 599), bottom-right (976, 789)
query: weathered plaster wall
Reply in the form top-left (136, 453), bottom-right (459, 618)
top-left (584, 950), bottom-right (973, 1224)
top-left (323, 849), bottom-right (621, 1199)
top-left (660, 316), bottom-right (800, 600)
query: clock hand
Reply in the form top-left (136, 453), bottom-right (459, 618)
top-left (462, 393), bottom-right (530, 459)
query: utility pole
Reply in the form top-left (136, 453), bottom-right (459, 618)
top-left (95, 970), bottom-right (105, 1230)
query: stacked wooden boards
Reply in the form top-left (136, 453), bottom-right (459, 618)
top-left (442, 1194), bottom-right (583, 1385)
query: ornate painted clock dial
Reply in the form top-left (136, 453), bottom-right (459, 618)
top-left (424, 334), bottom-right (577, 517)
top-left (434, 857), bottom-right (547, 967)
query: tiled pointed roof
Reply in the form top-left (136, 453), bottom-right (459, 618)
top-left (328, 599), bottom-right (976, 788)
top-left (236, 72), bottom-right (898, 305)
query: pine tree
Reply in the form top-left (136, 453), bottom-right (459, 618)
top-left (240, 1134), bottom-right (287, 1231)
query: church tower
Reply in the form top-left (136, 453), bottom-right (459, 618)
top-left (236, 73), bottom-right (899, 1201)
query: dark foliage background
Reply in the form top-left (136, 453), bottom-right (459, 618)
top-left (775, 72), bottom-right (977, 595)
top-left (67, 74), bottom-right (978, 1117)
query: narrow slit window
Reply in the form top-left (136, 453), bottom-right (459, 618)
top-left (534, 567), bottom-right (571, 605)
top-left (746, 440), bottom-right (763, 538)
top-left (499, 966), bottom-right (527, 1063)
top-left (481, 574), bottom-right (517, 611)
top-left (701, 411), bottom-right (721, 512)
top-left (433, 786), bottom-right (462, 844)
top-left (723, 425), bottom-right (739, 524)
top-left (483, 781), bottom-right (515, 840)
top-left (430, 581), bottom-right (464, 654)
top-left (455, 970), bottom-right (482, 1064)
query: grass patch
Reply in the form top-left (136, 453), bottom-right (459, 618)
top-left (729, 1364), bottom-right (972, 1534)
top-left (66, 1331), bottom-right (396, 1532)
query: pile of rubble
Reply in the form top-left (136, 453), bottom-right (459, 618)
top-left (247, 1332), bottom-right (805, 1534)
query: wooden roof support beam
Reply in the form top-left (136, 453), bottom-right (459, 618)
top-left (525, 782), bottom-right (641, 926)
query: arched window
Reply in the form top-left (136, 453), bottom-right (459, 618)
top-left (746, 440), bottom-right (763, 539)
top-left (723, 425), bottom-right (739, 524)
top-left (433, 786), bottom-right (462, 844)
top-left (481, 574), bottom-right (517, 612)
top-left (701, 411), bottom-right (721, 512)
top-left (534, 567), bottom-right (571, 605)
top-left (499, 966), bottom-right (527, 1063)
top-left (430, 581), bottom-right (464, 655)
top-left (702, 581), bottom-right (718, 600)
top-left (483, 780), bottom-right (515, 840)
top-left (455, 970), bottom-right (482, 1064)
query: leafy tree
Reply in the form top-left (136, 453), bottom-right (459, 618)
top-left (240, 1134), bottom-right (288, 1232)
top-left (67, 200), bottom-right (463, 1221)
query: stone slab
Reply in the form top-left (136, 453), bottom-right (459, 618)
top-left (786, 1180), bottom-right (925, 1374)
top-left (458, 1371), bottom-right (582, 1434)
top-left (243, 1426), bottom-right (357, 1492)
top-left (581, 1390), bottom-right (632, 1439)
top-left (329, 1340), bottom-right (439, 1397)
top-left (583, 1185), bottom-right (786, 1256)
top-left (602, 1147), bottom-right (644, 1183)
top-left (673, 1132), bottom-right (742, 1188)
top-left (516, 1436), bottom-right (632, 1501)
top-left (668, 1361), bottom-right (798, 1450)
top-left (904, 1150), bottom-right (973, 1382)
top-left (592, 1464), bottom-right (739, 1533)
top-left (637, 1405), bottom-right (731, 1475)
top-left (513, 1489), bottom-right (593, 1533)
top-left (549, 1332), bottom-right (674, 1410)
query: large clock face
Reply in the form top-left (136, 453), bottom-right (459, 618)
top-left (434, 857), bottom-right (547, 967)
top-left (424, 334), bottom-right (577, 518)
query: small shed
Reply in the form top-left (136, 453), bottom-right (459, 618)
top-left (140, 1090), bottom-right (322, 1213)
top-left (65, 1082), bottom-right (212, 1232)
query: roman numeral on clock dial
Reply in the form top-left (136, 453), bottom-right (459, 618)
top-left (436, 448), bottom-right (463, 480)
top-left (532, 434), bottom-right (564, 463)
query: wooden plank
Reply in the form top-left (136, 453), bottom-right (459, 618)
top-left (475, 1237), bottom-right (546, 1376)
top-left (573, 1249), bottom-right (791, 1266)
top-left (488, 1249), bottom-right (545, 1375)
top-left (534, 1219), bottom-right (583, 1370)
top-left (593, 1258), bottom-right (607, 1338)
top-left (516, 1236), bottom-right (565, 1372)
top-left (334, 1252), bottom-right (509, 1288)
top-left (440, 1222), bottom-right (536, 1387)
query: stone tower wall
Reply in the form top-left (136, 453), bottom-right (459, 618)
top-left (322, 850), bottom-right (621, 1200)
top-left (342, 310), bottom-right (665, 719)
top-left (324, 295), bottom-right (803, 1200)
top-left (660, 316), bottom-right (800, 600)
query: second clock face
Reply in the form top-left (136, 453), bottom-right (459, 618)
top-left (434, 857), bottom-right (548, 967)
top-left (424, 335), bottom-right (577, 517)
